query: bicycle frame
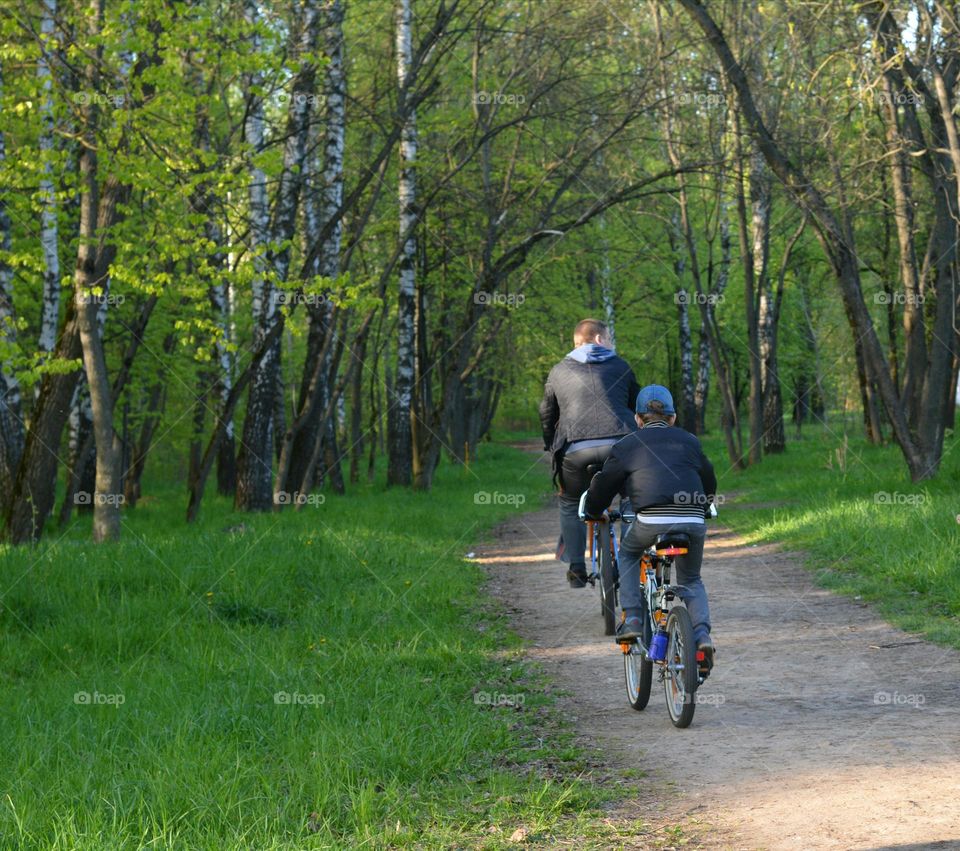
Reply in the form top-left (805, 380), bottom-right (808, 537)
top-left (585, 515), bottom-right (621, 586)
top-left (635, 548), bottom-right (689, 661)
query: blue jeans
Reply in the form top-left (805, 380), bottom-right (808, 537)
top-left (618, 519), bottom-right (710, 644)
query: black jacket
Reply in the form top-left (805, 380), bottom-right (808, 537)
top-left (539, 350), bottom-right (640, 454)
top-left (584, 423), bottom-right (717, 517)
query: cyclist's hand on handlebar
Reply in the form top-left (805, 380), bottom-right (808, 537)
top-left (578, 490), bottom-right (606, 521)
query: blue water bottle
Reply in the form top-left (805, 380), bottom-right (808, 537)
top-left (649, 628), bottom-right (668, 661)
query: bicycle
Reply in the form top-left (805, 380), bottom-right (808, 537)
top-left (579, 464), bottom-right (633, 636)
top-left (621, 506), bottom-right (716, 728)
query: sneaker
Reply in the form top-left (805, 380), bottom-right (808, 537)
top-left (615, 616), bottom-right (644, 643)
top-left (566, 564), bottom-right (587, 588)
top-left (696, 637), bottom-right (715, 677)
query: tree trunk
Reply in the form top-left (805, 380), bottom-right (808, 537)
top-left (388, 0), bottom-right (417, 487)
top-left (73, 146), bottom-right (121, 540)
top-left (349, 330), bottom-right (366, 484)
top-left (947, 352), bottom-right (959, 432)
top-left (234, 0), bottom-right (276, 511)
top-left (695, 206), bottom-right (731, 435)
top-left (0, 57), bottom-right (24, 503)
top-left (733, 120), bottom-right (765, 465)
top-left (762, 216), bottom-right (804, 453)
top-left (237, 0), bottom-right (320, 509)
top-left (64, 381), bottom-right (95, 514)
top-left (669, 212), bottom-right (697, 432)
top-left (880, 74), bottom-right (925, 425)
top-left (38, 0), bottom-right (60, 357)
top-left (212, 279), bottom-right (236, 495)
top-left (286, 0), bottom-right (346, 496)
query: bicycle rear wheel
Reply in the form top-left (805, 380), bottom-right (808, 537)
top-left (624, 613), bottom-right (652, 710)
top-left (664, 606), bottom-right (697, 728)
top-left (597, 522), bottom-right (617, 635)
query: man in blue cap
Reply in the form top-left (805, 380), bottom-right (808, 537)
top-left (581, 384), bottom-right (717, 669)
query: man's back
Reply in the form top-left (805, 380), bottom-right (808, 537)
top-left (539, 344), bottom-right (639, 454)
top-left (592, 424), bottom-right (717, 514)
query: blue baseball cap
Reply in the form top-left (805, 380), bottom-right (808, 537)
top-left (636, 384), bottom-right (675, 415)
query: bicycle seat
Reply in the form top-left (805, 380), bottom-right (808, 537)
top-left (654, 532), bottom-right (690, 556)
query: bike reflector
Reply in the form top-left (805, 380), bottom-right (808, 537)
top-left (656, 546), bottom-right (688, 556)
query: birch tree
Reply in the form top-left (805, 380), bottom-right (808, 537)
top-left (37, 0), bottom-right (60, 356)
top-left (0, 57), bottom-right (24, 502)
top-left (387, 0), bottom-right (417, 487)
top-left (285, 0), bottom-right (346, 498)
top-left (234, 0), bottom-right (277, 512)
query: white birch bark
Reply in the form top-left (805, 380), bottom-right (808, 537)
top-left (237, 0), bottom-right (321, 509)
top-left (37, 0), bottom-right (60, 355)
top-left (388, 0), bottom-right (416, 486)
top-left (234, 0), bottom-right (275, 510)
top-left (0, 56), bottom-right (25, 486)
top-left (283, 0), bottom-right (346, 496)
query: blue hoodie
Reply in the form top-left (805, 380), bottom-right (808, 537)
top-left (566, 343), bottom-right (617, 364)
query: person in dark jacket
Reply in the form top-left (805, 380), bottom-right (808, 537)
top-left (582, 384), bottom-right (717, 668)
top-left (539, 318), bottom-right (640, 587)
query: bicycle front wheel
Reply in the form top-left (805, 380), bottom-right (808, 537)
top-left (664, 606), bottom-right (697, 728)
top-left (597, 523), bottom-right (617, 635)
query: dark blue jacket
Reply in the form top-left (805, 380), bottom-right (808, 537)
top-left (584, 422), bottom-right (717, 517)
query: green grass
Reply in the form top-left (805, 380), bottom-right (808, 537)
top-left (700, 421), bottom-right (960, 646)
top-left (0, 443), bottom-right (629, 850)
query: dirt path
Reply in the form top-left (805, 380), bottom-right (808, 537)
top-left (477, 468), bottom-right (960, 849)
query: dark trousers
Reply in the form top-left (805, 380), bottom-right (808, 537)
top-left (557, 444), bottom-right (616, 567)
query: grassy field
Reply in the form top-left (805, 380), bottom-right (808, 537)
top-left (0, 443), bottom-right (648, 850)
top-left (8, 420), bottom-right (953, 849)
top-left (697, 422), bottom-right (960, 648)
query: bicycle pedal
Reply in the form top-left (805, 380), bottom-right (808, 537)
top-left (696, 649), bottom-right (713, 679)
